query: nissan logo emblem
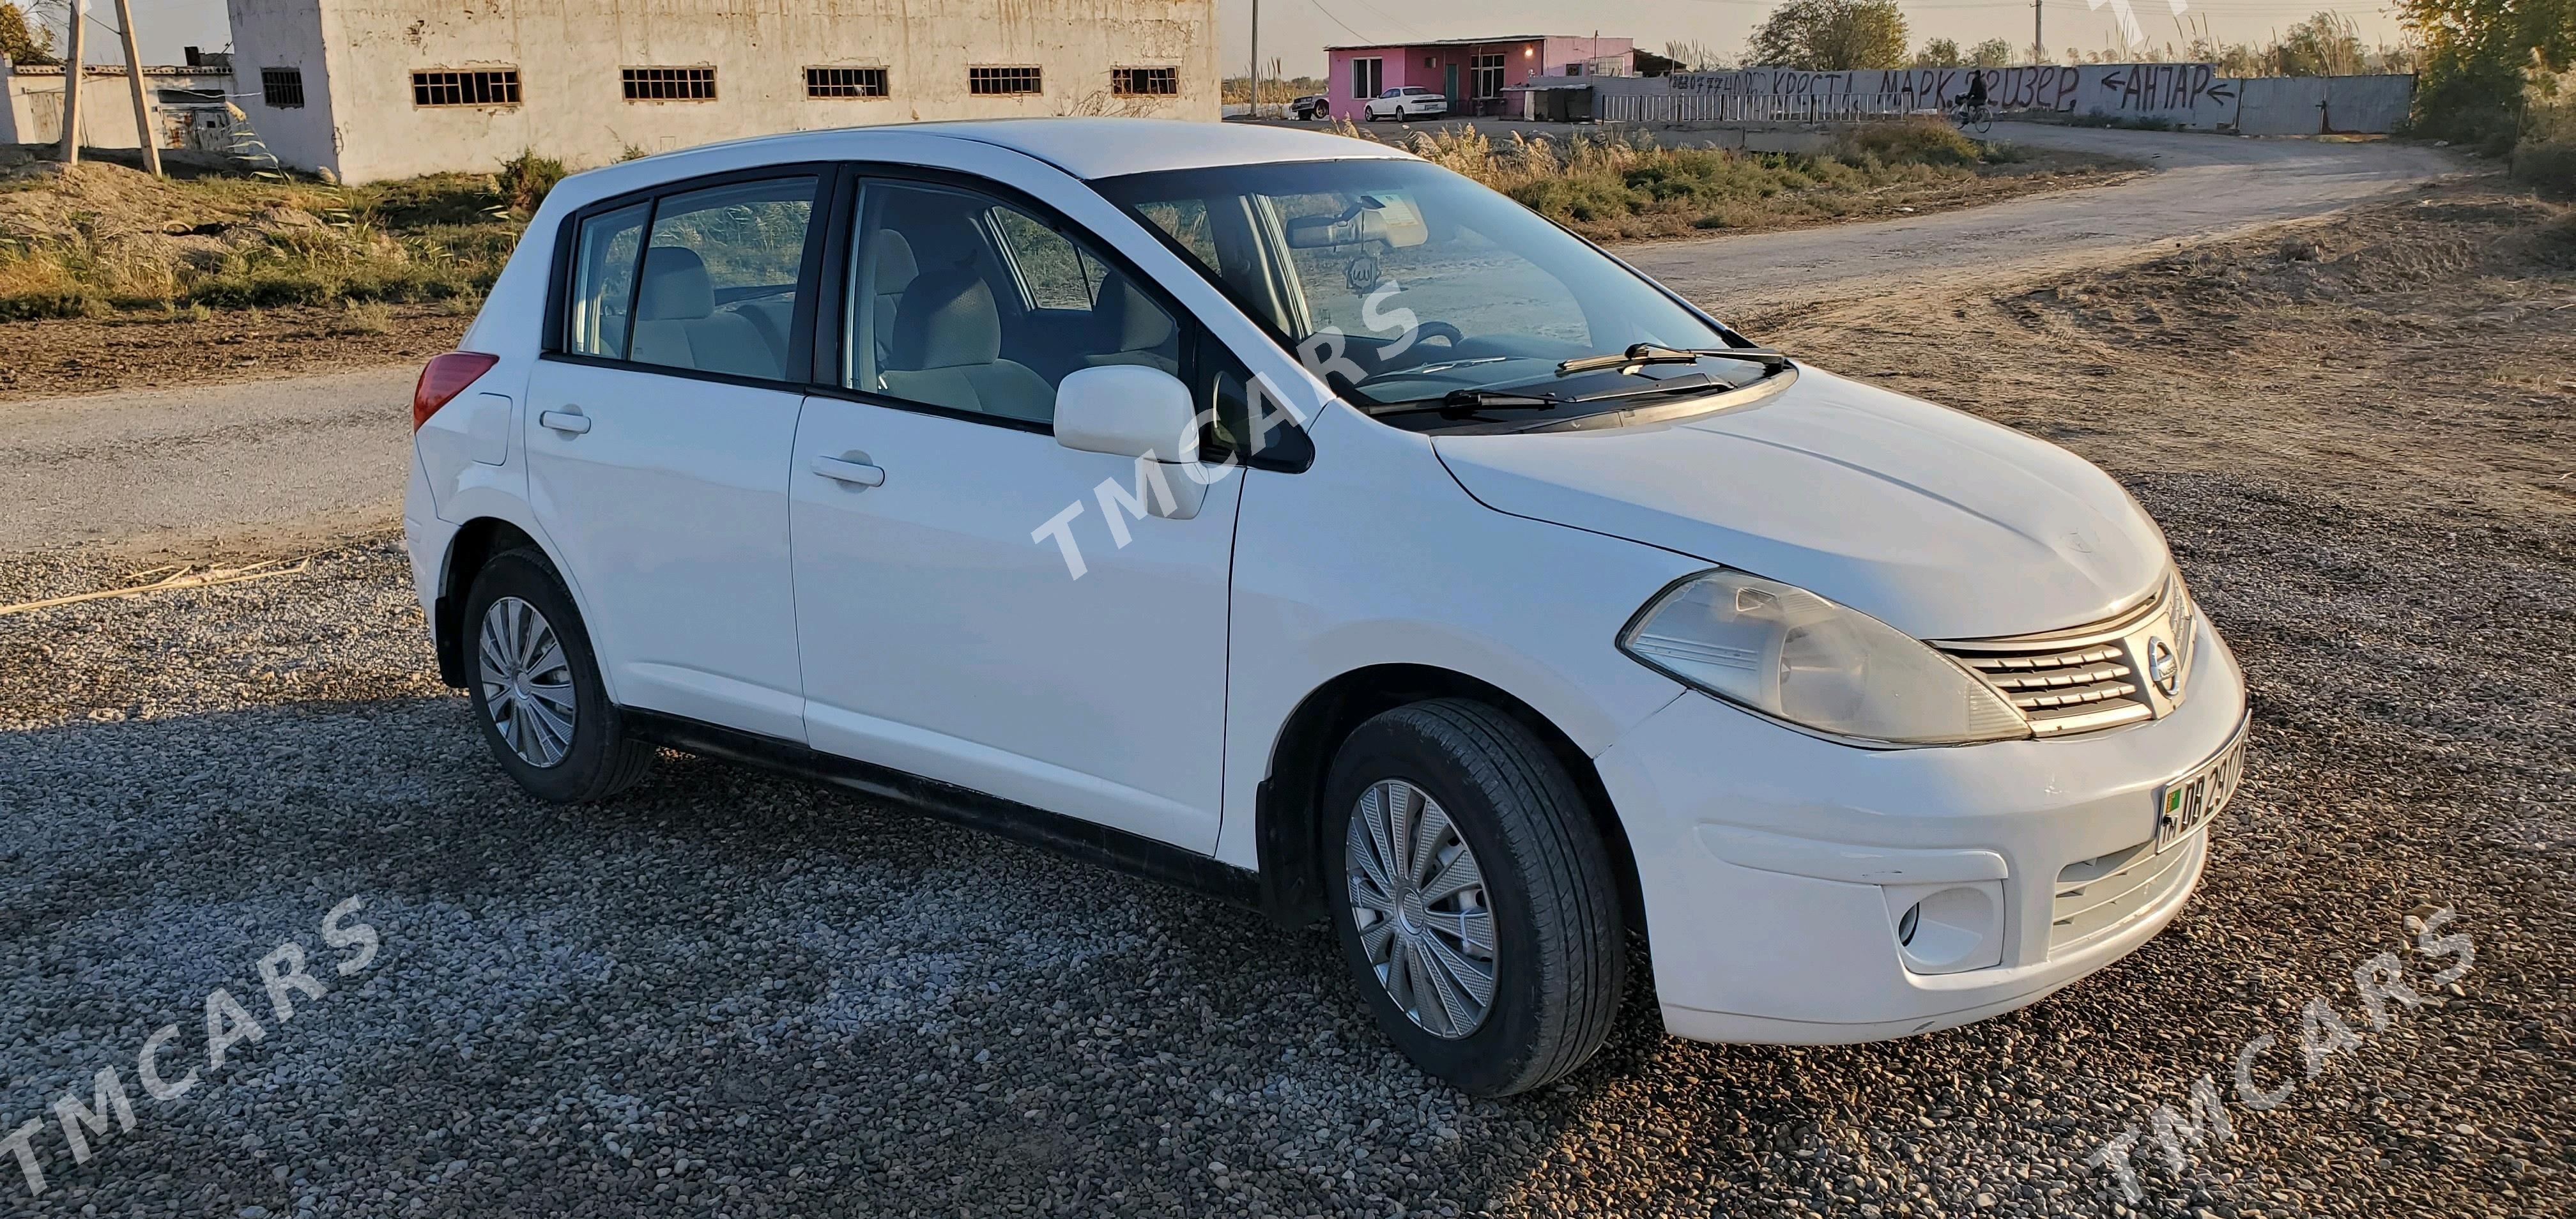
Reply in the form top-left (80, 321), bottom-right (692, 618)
top-left (2146, 637), bottom-right (2180, 696)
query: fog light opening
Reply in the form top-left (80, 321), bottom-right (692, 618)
top-left (1881, 880), bottom-right (2007, 975)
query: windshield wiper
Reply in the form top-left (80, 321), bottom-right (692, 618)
top-left (1363, 387), bottom-right (1564, 418)
top-left (1556, 342), bottom-right (1791, 377)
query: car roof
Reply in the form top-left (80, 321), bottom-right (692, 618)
top-left (649, 118), bottom-right (1419, 183)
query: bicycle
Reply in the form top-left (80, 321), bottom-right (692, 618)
top-left (1951, 99), bottom-right (1993, 135)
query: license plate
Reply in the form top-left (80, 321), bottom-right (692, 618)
top-left (2155, 720), bottom-right (2248, 853)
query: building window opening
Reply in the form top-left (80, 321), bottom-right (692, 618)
top-left (806, 66), bottom-right (889, 98)
top-left (261, 67), bottom-right (305, 108)
top-left (1350, 56), bottom-right (1381, 99)
top-left (623, 66), bottom-right (718, 101)
top-left (413, 69), bottom-right (521, 107)
top-left (1471, 52), bottom-right (1505, 99)
top-left (1111, 66), bottom-right (1177, 96)
top-left (969, 66), bottom-right (1042, 95)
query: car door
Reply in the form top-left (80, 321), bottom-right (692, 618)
top-left (789, 174), bottom-right (1238, 852)
top-left (523, 171), bottom-right (827, 742)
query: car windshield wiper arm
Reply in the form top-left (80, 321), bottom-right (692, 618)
top-left (1556, 343), bottom-right (1791, 377)
top-left (1363, 388), bottom-right (1564, 418)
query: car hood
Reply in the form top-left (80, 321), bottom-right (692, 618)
top-left (1429, 366), bottom-right (2167, 640)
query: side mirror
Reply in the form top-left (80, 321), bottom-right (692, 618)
top-left (1053, 365), bottom-right (1206, 521)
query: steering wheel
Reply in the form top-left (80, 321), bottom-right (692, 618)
top-left (1412, 321), bottom-right (1465, 348)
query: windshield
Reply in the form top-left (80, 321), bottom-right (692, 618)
top-left (1089, 158), bottom-right (1751, 413)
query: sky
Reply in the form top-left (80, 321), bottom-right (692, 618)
top-left (21, 0), bottom-right (2409, 75)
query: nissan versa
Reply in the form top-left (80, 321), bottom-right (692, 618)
top-left (403, 120), bottom-right (2248, 1096)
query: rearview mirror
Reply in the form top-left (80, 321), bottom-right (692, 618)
top-left (1053, 365), bottom-right (1206, 521)
top-left (1283, 194), bottom-right (1429, 250)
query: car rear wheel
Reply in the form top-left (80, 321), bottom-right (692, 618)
top-left (1321, 698), bottom-right (1627, 1096)
top-left (461, 548), bottom-right (655, 802)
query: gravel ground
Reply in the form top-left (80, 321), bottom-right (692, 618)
top-left (3, 198), bottom-right (2572, 1218)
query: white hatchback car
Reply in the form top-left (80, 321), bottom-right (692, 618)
top-left (406, 119), bottom-right (2246, 1096)
top-left (1363, 86), bottom-right (1448, 121)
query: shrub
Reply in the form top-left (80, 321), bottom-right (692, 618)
top-left (2515, 139), bottom-right (2576, 197)
top-left (1834, 118), bottom-right (1981, 167)
top-left (496, 152), bottom-right (569, 217)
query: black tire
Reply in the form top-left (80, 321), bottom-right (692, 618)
top-left (460, 547), bottom-right (654, 803)
top-left (1321, 699), bottom-right (1626, 1096)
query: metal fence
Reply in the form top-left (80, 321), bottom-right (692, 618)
top-left (1595, 91), bottom-right (1929, 125)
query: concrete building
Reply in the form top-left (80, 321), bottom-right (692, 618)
top-left (224, 0), bottom-right (1218, 181)
top-left (1323, 34), bottom-right (1630, 119)
top-left (0, 57), bottom-right (240, 153)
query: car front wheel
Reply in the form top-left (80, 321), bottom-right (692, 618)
top-left (1321, 699), bottom-right (1627, 1096)
top-left (461, 548), bottom-right (655, 802)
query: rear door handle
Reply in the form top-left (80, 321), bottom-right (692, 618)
top-left (811, 455), bottom-right (885, 487)
top-left (539, 410), bottom-right (591, 435)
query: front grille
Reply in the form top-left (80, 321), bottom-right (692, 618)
top-left (1933, 587), bottom-right (2179, 737)
top-left (2050, 834), bottom-right (2200, 956)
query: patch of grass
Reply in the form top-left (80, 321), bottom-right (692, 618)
top-left (334, 299), bottom-right (395, 334)
top-left (1364, 119), bottom-right (2027, 240)
top-left (2513, 139), bottom-right (2576, 199)
top-left (496, 151), bottom-right (569, 216)
top-left (0, 157), bottom-right (537, 319)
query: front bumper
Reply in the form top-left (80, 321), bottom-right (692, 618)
top-left (1595, 615), bottom-right (2246, 1043)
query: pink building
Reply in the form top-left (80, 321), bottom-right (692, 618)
top-left (1323, 34), bottom-right (1634, 119)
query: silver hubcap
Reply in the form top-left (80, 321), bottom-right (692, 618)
top-left (1346, 778), bottom-right (1497, 1039)
top-left (477, 596), bottom-right (576, 769)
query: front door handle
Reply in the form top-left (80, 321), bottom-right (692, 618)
top-left (538, 409), bottom-right (592, 435)
top-left (811, 454), bottom-right (885, 487)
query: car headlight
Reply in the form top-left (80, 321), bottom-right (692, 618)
top-left (1619, 569), bottom-right (2030, 746)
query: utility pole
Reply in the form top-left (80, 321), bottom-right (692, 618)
top-left (57, 0), bottom-right (87, 164)
top-left (113, 0), bottom-right (160, 176)
top-left (2032, 0), bottom-right (2044, 65)
top-left (1248, 0), bottom-right (1259, 118)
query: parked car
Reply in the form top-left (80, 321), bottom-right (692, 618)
top-left (1363, 86), bottom-right (1448, 121)
top-left (406, 119), bottom-right (2246, 1098)
top-left (1291, 93), bottom-right (1330, 121)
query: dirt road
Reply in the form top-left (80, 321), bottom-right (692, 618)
top-left (0, 125), bottom-right (2457, 555)
top-left (1628, 122), bottom-right (2460, 318)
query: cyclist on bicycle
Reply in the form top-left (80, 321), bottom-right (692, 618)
top-left (1961, 70), bottom-right (1989, 112)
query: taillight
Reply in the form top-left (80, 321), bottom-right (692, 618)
top-left (413, 351), bottom-right (501, 431)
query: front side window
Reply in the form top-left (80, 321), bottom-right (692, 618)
top-left (844, 181), bottom-right (1178, 425)
top-left (1092, 158), bottom-right (1745, 426)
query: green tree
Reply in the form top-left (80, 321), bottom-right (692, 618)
top-left (1972, 38), bottom-right (2018, 66)
top-left (1915, 38), bottom-right (1964, 67)
top-left (0, 1), bottom-right (57, 66)
top-left (2399, 0), bottom-right (2576, 145)
top-left (1747, 0), bottom-right (1912, 70)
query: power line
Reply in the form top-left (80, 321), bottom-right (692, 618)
top-left (1304, 0), bottom-right (1376, 44)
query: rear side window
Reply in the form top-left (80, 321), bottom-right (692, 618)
top-left (564, 176), bottom-right (818, 381)
top-left (567, 203), bottom-right (648, 358)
